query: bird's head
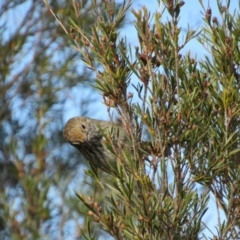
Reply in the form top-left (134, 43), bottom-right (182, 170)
top-left (63, 117), bottom-right (95, 145)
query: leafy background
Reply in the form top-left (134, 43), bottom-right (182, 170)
top-left (1, 0), bottom-right (239, 239)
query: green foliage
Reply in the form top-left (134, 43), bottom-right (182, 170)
top-left (61, 0), bottom-right (240, 239)
top-left (2, 0), bottom-right (240, 239)
top-left (0, 0), bottom-right (97, 239)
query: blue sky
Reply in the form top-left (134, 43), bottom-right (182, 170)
top-left (66, 1), bottom-right (237, 239)
top-left (2, 0), bottom-right (239, 239)
top-left (64, 0), bottom-right (238, 121)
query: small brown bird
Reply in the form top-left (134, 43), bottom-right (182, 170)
top-left (63, 116), bottom-right (127, 171)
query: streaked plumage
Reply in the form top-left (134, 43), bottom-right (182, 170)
top-left (63, 116), bottom-right (127, 171)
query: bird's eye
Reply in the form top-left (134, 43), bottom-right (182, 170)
top-left (81, 124), bottom-right (86, 130)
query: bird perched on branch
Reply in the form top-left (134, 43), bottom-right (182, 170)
top-left (63, 116), bottom-right (127, 171)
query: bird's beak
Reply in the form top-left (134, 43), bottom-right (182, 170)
top-left (69, 141), bottom-right (81, 145)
